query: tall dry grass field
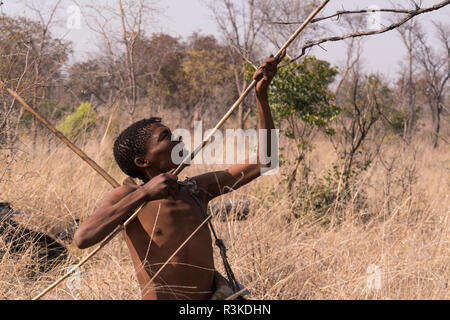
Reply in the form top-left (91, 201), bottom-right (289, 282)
top-left (0, 111), bottom-right (448, 300)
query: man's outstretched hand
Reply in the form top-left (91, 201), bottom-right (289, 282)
top-left (253, 49), bottom-right (286, 95)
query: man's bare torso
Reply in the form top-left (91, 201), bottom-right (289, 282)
top-left (120, 184), bottom-right (215, 300)
top-left (73, 52), bottom-right (281, 300)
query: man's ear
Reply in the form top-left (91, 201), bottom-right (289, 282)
top-left (134, 157), bottom-right (150, 168)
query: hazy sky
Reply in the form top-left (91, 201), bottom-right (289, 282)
top-left (1, 0), bottom-right (449, 80)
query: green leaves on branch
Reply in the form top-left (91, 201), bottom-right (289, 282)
top-left (57, 102), bottom-right (96, 138)
top-left (245, 56), bottom-right (340, 137)
top-left (183, 49), bottom-right (229, 91)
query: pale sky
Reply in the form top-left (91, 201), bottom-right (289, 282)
top-left (1, 0), bottom-right (449, 80)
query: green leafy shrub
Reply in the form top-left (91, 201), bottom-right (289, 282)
top-left (293, 162), bottom-right (368, 225)
top-left (382, 105), bottom-right (421, 136)
top-left (245, 56), bottom-right (340, 130)
top-left (57, 102), bottom-right (97, 138)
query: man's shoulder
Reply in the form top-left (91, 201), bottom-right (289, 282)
top-left (181, 175), bottom-right (218, 203)
top-left (104, 184), bottom-right (138, 204)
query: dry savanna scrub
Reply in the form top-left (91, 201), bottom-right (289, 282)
top-left (0, 111), bottom-right (448, 300)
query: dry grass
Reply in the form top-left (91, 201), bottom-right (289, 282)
top-left (0, 113), bottom-right (448, 300)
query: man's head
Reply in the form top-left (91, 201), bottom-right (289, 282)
top-left (113, 118), bottom-right (181, 181)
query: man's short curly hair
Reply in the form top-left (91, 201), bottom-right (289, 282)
top-left (113, 117), bottom-right (162, 181)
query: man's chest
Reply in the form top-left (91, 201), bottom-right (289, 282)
top-left (135, 189), bottom-right (209, 244)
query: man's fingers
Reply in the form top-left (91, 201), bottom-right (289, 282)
top-left (254, 51), bottom-right (282, 82)
top-left (164, 173), bottom-right (178, 182)
top-left (168, 179), bottom-right (178, 189)
top-left (164, 177), bottom-right (178, 194)
top-left (253, 68), bottom-right (264, 81)
top-left (276, 49), bottom-right (286, 64)
top-left (254, 65), bottom-right (276, 82)
top-left (265, 57), bottom-right (276, 65)
top-left (161, 181), bottom-right (177, 198)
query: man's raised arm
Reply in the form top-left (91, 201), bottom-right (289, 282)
top-left (194, 50), bottom-right (285, 200)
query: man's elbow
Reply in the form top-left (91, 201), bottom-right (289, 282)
top-left (73, 227), bottom-right (91, 249)
top-left (73, 208), bottom-right (108, 249)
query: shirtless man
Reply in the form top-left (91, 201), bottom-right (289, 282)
top-left (73, 50), bottom-right (286, 300)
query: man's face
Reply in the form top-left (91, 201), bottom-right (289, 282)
top-left (140, 123), bottom-right (183, 173)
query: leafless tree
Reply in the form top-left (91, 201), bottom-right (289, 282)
top-left (321, 13), bottom-right (387, 201)
top-left (0, 1), bottom-right (69, 152)
top-left (26, 0), bottom-right (64, 150)
top-left (332, 64), bottom-right (389, 194)
top-left (333, 10), bottom-right (366, 97)
top-left (207, 0), bottom-right (270, 129)
top-left (0, 31), bottom-right (31, 150)
top-left (262, 0), bottom-right (325, 56)
top-left (397, 20), bottom-right (423, 143)
top-left (79, 0), bottom-right (160, 117)
top-left (414, 22), bottom-right (449, 147)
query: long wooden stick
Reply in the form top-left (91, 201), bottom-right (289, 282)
top-left (7, 0), bottom-right (330, 300)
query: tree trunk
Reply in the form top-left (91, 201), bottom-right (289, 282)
top-left (237, 103), bottom-right (243, 129)
top-left (2, 99), bottom-right (10, 149)
top-left (431, 102), bottom-right (441, 148)
top-left (287, 153), bottom-right (304, 192)
top-left (406, 48), bottom-right (415, 142)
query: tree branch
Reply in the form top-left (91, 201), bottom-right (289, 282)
top-left (272, 8), bottom-right (416, 25)
top-left (285, 0), bottom-right (450, 64)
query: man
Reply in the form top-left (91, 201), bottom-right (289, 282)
top-left (74, 50), bottom-right (286, 300)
